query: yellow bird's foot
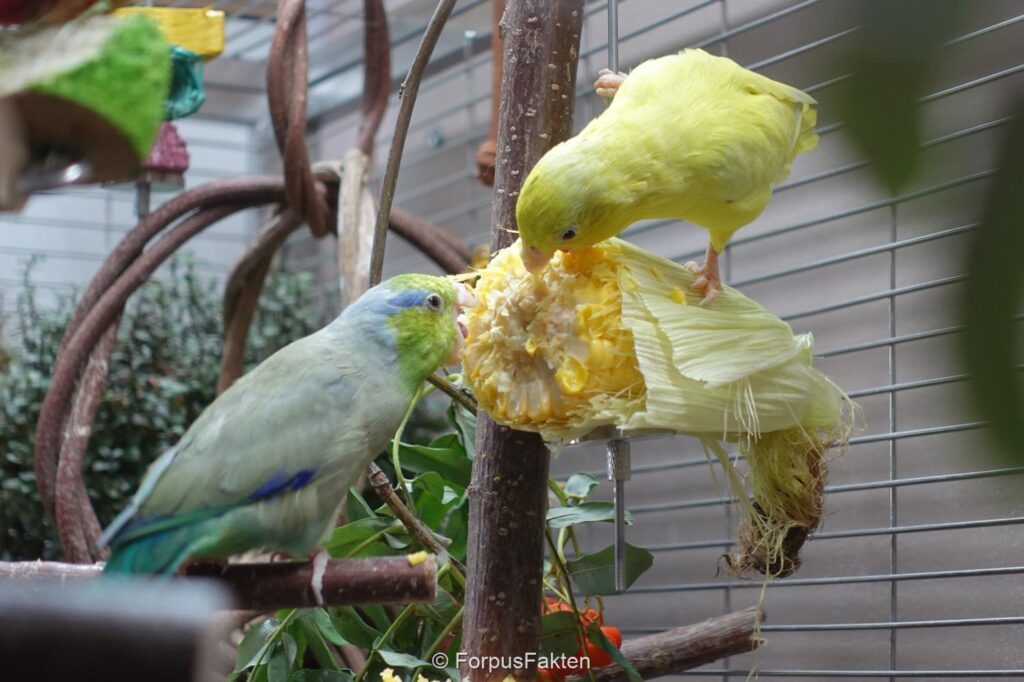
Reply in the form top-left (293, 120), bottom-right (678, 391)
top-left (685, 245), bottom-right (722, 306)
top-left (595, 68), bottom-right (627, 98)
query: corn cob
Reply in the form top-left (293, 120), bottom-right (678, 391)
top-left (461, 238), bottom-right (856, 576)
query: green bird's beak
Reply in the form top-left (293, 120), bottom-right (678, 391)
top-left (448, 282), bottom-right (477, 366)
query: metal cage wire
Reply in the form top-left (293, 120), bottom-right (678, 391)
top-left (285, 0), bottom-right (1024, 678)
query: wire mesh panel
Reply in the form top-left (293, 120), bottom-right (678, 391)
top-left (294, 0), bottom-right (1024, 678)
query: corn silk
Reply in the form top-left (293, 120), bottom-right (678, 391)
top-left (460, 238), bottom-right (857, 576)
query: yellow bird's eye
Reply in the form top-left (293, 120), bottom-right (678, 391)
top-left (560, 227), bottom-right (577, 241)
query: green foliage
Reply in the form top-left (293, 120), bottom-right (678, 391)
top-left (238, 388), bottom-right (651, 682)
top-left (0, 256), bottom-right (326, 560)
top-left (964, 106), bottom-right (1024, 460)
top-left (565, 543), bottom-right (654, 597)
top-left (831, 3), bottom-right (1023, 460)
top-left (835, 0), bottom-right (964, 193)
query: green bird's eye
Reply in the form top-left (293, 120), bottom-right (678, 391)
top-left (560, 227), bottom-right (577, 241)
top-left (425, 293), bottom-right (443, 311)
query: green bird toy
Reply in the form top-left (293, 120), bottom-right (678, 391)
top-left (99, 274), bottom-right (475, 593)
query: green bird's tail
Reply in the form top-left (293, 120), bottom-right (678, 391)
top-left (103, 523), bottom-right (207, 576)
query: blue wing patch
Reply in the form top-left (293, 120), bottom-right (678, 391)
top-left (248, 468), bottom-right (318, 502)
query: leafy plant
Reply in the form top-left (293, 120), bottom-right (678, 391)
top-left (236, 387), bottom-right (650, 682)
top-left (0, 256), bottom-right (327, 560)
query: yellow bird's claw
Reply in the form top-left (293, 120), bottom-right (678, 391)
top-left (594, 69), bottom-right (627, 99)
top-left (698, 286), bottom-right (721, 307)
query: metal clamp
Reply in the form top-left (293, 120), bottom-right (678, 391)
top-left (607, 436), bottom-right (631, 592)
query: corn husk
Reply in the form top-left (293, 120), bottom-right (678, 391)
top-left (461, 238), bottom-right (856, 576)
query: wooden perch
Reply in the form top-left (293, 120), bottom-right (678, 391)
top-left (567, 608), bottom-right (763, 682)
top-left (0, 556), bottom-right (438, 611)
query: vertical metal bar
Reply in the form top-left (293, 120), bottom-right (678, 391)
top-left (887, 204), bottom-right (899, 682)
top-left (603, 0), bottom-right (629, 595)
top-left (607, 0), bottom-right (619, 73)
top-left (134, 180), bottom-right (152, 219)
top-left (716, 5), bottom-right (732, 681)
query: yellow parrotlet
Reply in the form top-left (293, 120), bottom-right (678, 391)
top-left (517, 48), bottom-right (818, 304)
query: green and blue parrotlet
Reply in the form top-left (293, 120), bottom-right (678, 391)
top-left (99, 274), bottom-right (475, 586)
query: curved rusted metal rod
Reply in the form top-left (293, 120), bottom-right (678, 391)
top-left (36, 176), bottom-right (471, 551)
top-left (369, 0), bottom-right (458, 287)
top-left (35, 0), bottom-right (474, 565)
top-left (34, 177), bottom-right (292, 521)
top-left (267, 0), bottom-right (331, 238)
top-left (358, 0), bottom-right (391, 156)
top-left (217, 208), bottom-right (305, 395)
top-left (43, 204), bottom-right (245, 559)
top-left (55, 321), bottom-right (119, 562)
top-left (216, 204), bottom-right (471, 393)
top-left (34, 202), bottom-right (258, 521)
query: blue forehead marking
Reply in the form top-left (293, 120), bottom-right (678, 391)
top-left (387, 289), bottom-right (429, 310)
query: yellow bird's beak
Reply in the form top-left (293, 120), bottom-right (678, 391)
top-left (521, 245), bottom-right (553, 274)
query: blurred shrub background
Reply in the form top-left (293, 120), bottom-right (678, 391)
top-left (0, 257), bottom-right (327, 560)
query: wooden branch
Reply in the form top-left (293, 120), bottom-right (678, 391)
top-left (365, 463), bottom-right (455, 560)
top-left (338, 148), bottom-right (377, 308)
top-left (461, 8), bottom-right (583, 679)
top-left (186, 556), bottom-right (438, 610)
top-left (567, 608), bottom-right (763, 682)
top-left (0, 557), bottom-right (438, 610)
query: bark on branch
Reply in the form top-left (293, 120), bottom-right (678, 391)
top-left (567, 608), bottom-right (763, 682)
top-left (462, 3), bottom-right (584, 681)
top-left (0, 557), bottom-right (438, 610)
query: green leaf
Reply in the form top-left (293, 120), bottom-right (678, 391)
top-left (378, 650), bottom-right (432, 669)
top-left (547, 502), bottom-right (632, 529)
top-left (362, 605), bottom-right (392, 633)
top-left (331, 607), bottom-right (381, 650)
top-left (291, 671), bottom-right (354, 682)
top-left (564, 473), bottom-right (599, 499)
top-left (567, 543), bottom-right (653, 596)
top-left (346, 487), bottom-right (376, 522)
top-left (964, 105), bottom-right (1024, 461)
top-left (835, 0), bottom-right (964, 193)
top-left (446, 377), bottom-right (477, 460)
top-left (539, 611), bottom-right (581, 658)
top-left (297, 611), bottom-right (344, 669)
top-left (324, 517), bottom-right (393, 558)
top-left (312, 608), bottom-right (348, 647)
top-left (235, 619), bottom-right (276, 672)
top-left (586, 623), bottom-right (641, 682)
top-left (267, 645), bottom-right (290, 682)
top-left (393, 439), bottom-right (472, 488)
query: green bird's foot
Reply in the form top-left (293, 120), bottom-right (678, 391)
top-left (595, 68), bottom-right (627, 98)
top-left (310, 549), bottom-right (329, 607)
top-left (685, 246), bottom-right (722, 306)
